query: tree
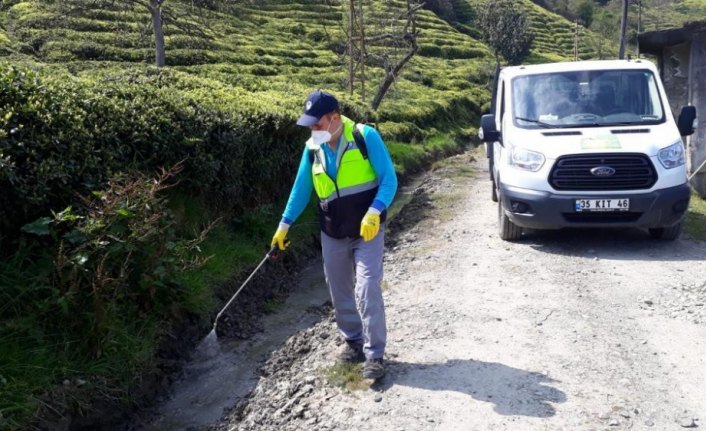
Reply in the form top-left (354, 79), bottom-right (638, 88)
top-left (588, 8), bottom-right (617, 59)
top-left (345, 0), bottom-right (424, 111)
top-left (370, 1), bottom-right (423, 111)
top-left (424, 0), bottom-right (456, 22)
top-left (618, 0), bottom-right (628, 58)
top-left (124, 0), bottom-right (167, 67)
top-left (62, 0), bottom-right (219, 68)
top-left (477, 0), bottom-right (534, 68)
top-left (574, 0), bottom-right (594, 27)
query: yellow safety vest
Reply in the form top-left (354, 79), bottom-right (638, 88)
top-left (309, 116), bottom-right (383, 238)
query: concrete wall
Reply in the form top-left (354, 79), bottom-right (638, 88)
top-left (689, 34), bottom-right (706, 197)
top-left (660, 37), bottom-right (706, 198)
top-left (661, 43), bottom-right (690, 115)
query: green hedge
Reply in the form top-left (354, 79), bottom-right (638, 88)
top-left (0, 63), bottom-right (309, 246)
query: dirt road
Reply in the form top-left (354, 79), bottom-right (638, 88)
top-left (208, 148), bottom-right (706, 431)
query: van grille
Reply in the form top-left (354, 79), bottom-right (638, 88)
top-left (549, 153), bottom-right (657, 191)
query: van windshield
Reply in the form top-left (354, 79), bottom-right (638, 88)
top-left (512, 69), bottom-right (665, 129)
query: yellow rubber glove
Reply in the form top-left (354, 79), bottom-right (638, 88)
top-left (360, 211), bottom-right (381, 242)
top-left (271, 222), bottom-right (290, 250)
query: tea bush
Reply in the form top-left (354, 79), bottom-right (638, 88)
top-left (0, 63), bottom-right (309, 246)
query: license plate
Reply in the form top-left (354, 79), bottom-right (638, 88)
top-left (575, 198), bottom-right (630, 212)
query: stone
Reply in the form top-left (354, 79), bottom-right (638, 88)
top-left (680, 417), bottom-right (697, 428)
top-left (374, 393), bottom-right (383, 402)
top-left (598, 411), bottom-right (612, 420)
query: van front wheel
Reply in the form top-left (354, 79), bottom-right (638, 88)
top-left (648, 221), bottom-right (683, 240)
top-left (498, 193), bottom-right (522, 241)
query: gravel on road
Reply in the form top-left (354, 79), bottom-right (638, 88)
top-left (206, 148), bottom-right (706, 431)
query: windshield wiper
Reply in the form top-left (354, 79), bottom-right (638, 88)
top-left (515, 116), bottom-right (556, 128)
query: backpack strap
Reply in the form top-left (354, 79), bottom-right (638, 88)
top-left (308, 124), bottom-right (369, 163)
top-left (353, 125), bottom-right (369, 160)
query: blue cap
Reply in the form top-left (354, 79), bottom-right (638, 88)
top-left (296, 90), bottom-right (339, 127)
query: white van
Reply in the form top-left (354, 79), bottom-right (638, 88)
top-left (478, 59), bottom-right (697, 241)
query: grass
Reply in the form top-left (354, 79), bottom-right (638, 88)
top-left (0, 309), bottom-right (159, 429)
top-left (176, 200), bottom-right (322, 315)
top-left (685, 191), bottom-right (706, 241)
top-left (386, 190), bottom-right (414, 222)
top-left (325, 363), bottom-right (371, 391)
top-left (263, 299), bottom-right (286, 314)
top-left (0, 197), bottom-right (321, 430)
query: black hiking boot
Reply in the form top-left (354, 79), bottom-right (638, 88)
top-left (337, 341), bottom-right (365, 364)
top-left (362, 358), bottom-right (385, 380)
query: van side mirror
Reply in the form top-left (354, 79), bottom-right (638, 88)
top-left (479, 114), bottom-right (501, 143)
top-left (677, 105), bottom-right (696, 136)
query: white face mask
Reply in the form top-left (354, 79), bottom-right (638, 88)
top-left (311, 130), bottom-right (332, 147)
top-left (310, 118), bottom-right (341, 147)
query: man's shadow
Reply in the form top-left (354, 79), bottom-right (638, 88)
top-left (373, 359), bottom-right (566, 418)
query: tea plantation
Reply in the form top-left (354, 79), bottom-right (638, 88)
top-left (0, 0), bottom-right (697, 429)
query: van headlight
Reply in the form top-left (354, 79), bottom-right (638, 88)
top-left (511, 147), bottom-right (545, 171)
top-left (658, 141), bottom-right (685, 169)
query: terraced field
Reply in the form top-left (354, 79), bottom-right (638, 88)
top-left (0, 0), bottom-right (609, 142)
top-left (640, 0), bottom-right (706, 31)
top-left (457, 0), bottom-right (609, 61)
top-left (0, 0), bottom-right (495, 137)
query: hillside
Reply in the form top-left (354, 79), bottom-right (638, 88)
top-left (624, 0), bottom-right (706, 32)
top-left (0, 0), bottom-right (618, 137)
top-left (0, 1), bottom-right (633, 429)
top-left (457, 0), bottom-right (609, 61)
top-left (1, 0), bottom-right (497, 141)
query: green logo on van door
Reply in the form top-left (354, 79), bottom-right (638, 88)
top-left (580, 135), bottom-right (621, 150)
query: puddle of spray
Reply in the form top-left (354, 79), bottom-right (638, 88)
top-left (138, 261), bottom-right (329, 431)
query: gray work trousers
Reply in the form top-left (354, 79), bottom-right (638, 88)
top-left (321, 227), bottom-right (386, 360)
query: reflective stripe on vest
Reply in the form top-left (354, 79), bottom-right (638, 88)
top-left (311, 117), bottom-right (378, 204)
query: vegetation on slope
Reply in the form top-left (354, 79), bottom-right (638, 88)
top-left (0, 1), bottom-right (496, 427)
top-left (2, 0), bottom-right (703, 428)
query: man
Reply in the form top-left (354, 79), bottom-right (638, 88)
top-left (271, 90), bottom-right (397, 380)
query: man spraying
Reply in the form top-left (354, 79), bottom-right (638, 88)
top-left (271, 90), bottom-right (398, 380)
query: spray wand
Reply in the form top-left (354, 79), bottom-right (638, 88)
top-left (207, 245), bottom-right (280, 340)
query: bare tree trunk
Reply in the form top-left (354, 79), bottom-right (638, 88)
top-left (348, 0), bottom-right (355, 96)
top-left (573, 20), bottom-right (579, 61)
top-left (370, 1), bottom-right (422, 111)
top-left (371, 42), bottom-right (418, 111)
top-left (149, 0), bottom-right (166, 67)
top-left (359, 0), bottom-right (366, 103)
top-left (618, 0), bottom-right (628, 59)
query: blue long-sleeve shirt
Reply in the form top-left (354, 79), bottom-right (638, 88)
top-left (281, 124), bottom-right (397, 225)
